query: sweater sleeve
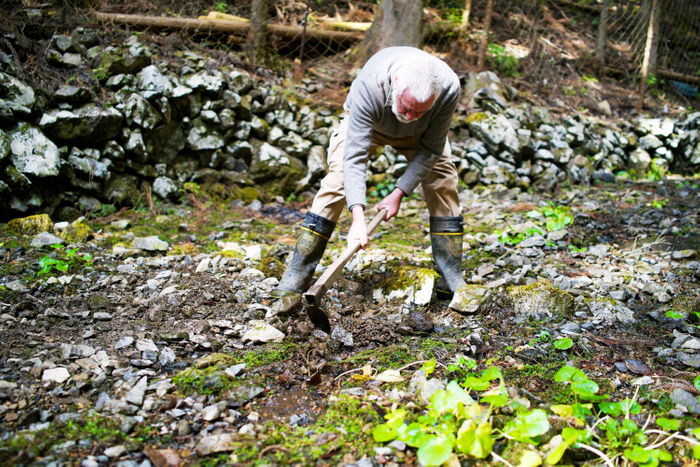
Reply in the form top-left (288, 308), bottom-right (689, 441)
top-left (342, 79), bottom-right (383, 211)
top-left (395, 84), bottom-right (459, 196)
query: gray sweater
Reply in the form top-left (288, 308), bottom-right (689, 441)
top-left (342, 46), bottom-right (460, 210)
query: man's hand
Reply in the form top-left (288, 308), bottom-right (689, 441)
top-left (376, 187), bottom-right (404, 221)
top-left (348, 205), bottom-right (368, 249)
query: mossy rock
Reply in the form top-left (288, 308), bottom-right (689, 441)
top-left (231, 186), bottom-right (260, 204)
top-left (171, 243), bottom-right (200, 257)
top-left (507, 279), bottom-right (575, 319)
top-left (193, 353), bottom-right (234, 370)
top-left (260, 256), bottom-right (285, 280)
top-left (59, 217), bottom-right (93, 244)
top-left (666, 295), bottom-right (700, 322)
top-left (5, 214), bottom-right (53, 236)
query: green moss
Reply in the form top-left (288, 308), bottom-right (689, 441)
top-left (5, 214), bottom-right (53, 236)
top-left (239, 342), bottom-right (299, 368)
top-left (59, 218), bottom-right (93, 244)
top-left (230, 186), bottom-right (260, 204)
top-left (507, 279), bottom-right (575, 319)
top-left (379, 266), bottom-right (438, 292)
top-left (260, 256), bottom-right (285, 280)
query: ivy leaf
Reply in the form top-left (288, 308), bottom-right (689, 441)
top-left (554, 338), bottom-right (573, 350)
top-left (518, 450), bottom-right (543, 467)
top-left (624, 447), bottom-right (651, 464)
top-left (598, 402), bottom-right (621, 417)
top-left (693, 444), bottom-right (700, 460)
top-left (372, 424), bottom-right (398, 442)
top-left (656, 417), bottom-right (680, 431)
top-left (619, 398), bottom-right (642, 415)
top-left (550, 405), bottom-right (573, 417)
top-left (422, 358), bottom-right (436, 376)
top-left (694, 375), bottom-right (700, 393)
top-left (554, 365), bottom-right (587, 383)
top-left (56, 261), bottom-right (69, 271)
top-left (456, 419), bottom-right (493, 459)
top-left (666, 310), bottom-right (684, 319)
top-left (417, 434), bottom-right (453, 466)
top-left (402, 422), bottom-right (428, 448)
top-left (446, 380), bottom-right (474, 406)
top-left (514, 409), bottom-right (550, 438)
top-left (571, 380), bottom-right (599, 398)
top-left (482, 366), bottom-right (502, 382)
top-left (546, 430), bottom-right (580, 465)
top-left (464, 376), bottom-right (490, 391)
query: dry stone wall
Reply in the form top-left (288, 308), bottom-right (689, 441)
top-left (1, 33), bottom-right (700, 222)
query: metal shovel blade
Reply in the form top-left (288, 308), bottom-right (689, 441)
top-left (305, 301), bottom-right (331, 334)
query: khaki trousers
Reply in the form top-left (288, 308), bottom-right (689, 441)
top-left (310, 115), bottom-right (461, 222)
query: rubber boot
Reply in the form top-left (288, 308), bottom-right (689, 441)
top-left (271, 212), bottom-right (336, 298)
top-left (430, 216), bottom-right (467, 300)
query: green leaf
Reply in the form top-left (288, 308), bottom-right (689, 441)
top-left (372, 424), bottom-right (398, 442)
top-left (446, 380), bottom-right (474, 406)
top-left (554, 365), bottom-right (586, 383)
top-left (422, 358), bottom-right (436, 376)
top-left (571, 380), bottom-right (599, 398)
top-left (417, 434), bottom-right (453, 466)
top-left (402, 423), bottom-right (428, 448)
top-left (619, 398), bottom-right (642, 415)
top-left (598, 401), bottom-right (621, 417)
top-left (464, 376), bottom-right (490, 391)
top-left (456, 420), bottom-right (493, 459)
top-left (545, 440), bottom-right (569, 465)
top-left (56, 261), bottom-right (69, 271)
top-left (695, 375), bottom-right (700, 393)
top-left (665, 310), bottom-right (684, 319)
top-left (554, 338), bottom-right (573, 350)
top-left (656, 417), bottom-right (680, 431)
top-left (481, 393), bottom-right (509, 407)
top-left (624, 447), bottom-right (651, 463)
top-left (482, 366), bottom-right (502, 382)
top-left (693, 444), bottom-right (700, 460)
top-left (518, 450), bottom-right (542, 467)
top-left (515, 409), bottom-right (550, 438)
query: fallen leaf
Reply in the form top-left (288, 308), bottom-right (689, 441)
top-left (144, 445), bottom-right (183, 467)
top-left (373, 369), bottom-right (404, 383)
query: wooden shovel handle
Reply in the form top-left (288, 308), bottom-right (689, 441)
top-left (304, 208), bottom-right (387, 306)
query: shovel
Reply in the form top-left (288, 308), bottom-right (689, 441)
top-left (304, 208), bottom-right (388, 333)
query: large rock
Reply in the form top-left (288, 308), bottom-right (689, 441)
top-left (59, 217), bottom-right (93, 243)
top-left (39, 104), bottom-right (123, 144)
top-left (8, 122), bottom-right (61, 177)
top-left (468, 113), bottom-right (521, 156)
top-left (462, 71), bottom-right (509, 113)
top-left (98, 36), bottom-right (152, 77)
top-left (0, 71), bottom-right (35, 116)
top-left (121, 93), bottom-right (162, 130)
top-left (146, 122), bottom-right (187, 165)
top-left (187, 117), bottom-right (224, 151)
top-left (249, 139), bottom-right (306, 197)
top-left (508, 279), bottom-right (575, 320)
top-left (6, 214), bottom-right (53, 236)
top-left (137, 65), bottom-right (172, 98)
top-left (152, 177), bottom-right (179, 199)
top-left (104, 173), bottom-right (140, 206)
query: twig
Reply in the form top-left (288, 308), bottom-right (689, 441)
top-left (258, 444), bottom-right (289, 458)
top-left (491, 451), bottom-right (515, 467)
top-left (641, 413), bottom-right (653, 431)
top-left (578, 443), bottom-right (615, 467)
top-left (626, 385), bottom-right (641, 420)
top-left (333, 366), bottom-right (376, 382)
top-left (397, 360), bottom-right (448, 372)
top-left (644, 430), bottom-right (700, 448)
top-left (587, 415), bottom-right (610, 438)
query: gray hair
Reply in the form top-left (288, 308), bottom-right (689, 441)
top-left (395, 56), bottom-right (444, 103)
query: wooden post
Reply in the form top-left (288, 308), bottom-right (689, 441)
top-left (595, 0), bottom-right (610, 76)
top-left (477, 0), bottom-right (494, 71)
top-left (247, 0), bottom-right (268, 66)
top-left (638, 0), bottom-right (659, 111)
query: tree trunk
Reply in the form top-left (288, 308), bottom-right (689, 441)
top-left (638, 0), bottom-right (659, 111)
top-left (477, 0), bottom-right (494, 71)
top-left (357, 0), bottom-right (423, 65)
top-left (595, 0), bottom-right (610, 75)
top-left (246, 0), bottom-right (268, 66)
top-left (461, 0), bottom-right (473, 29)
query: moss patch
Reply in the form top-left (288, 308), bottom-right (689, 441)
top-left (5, 214), bottom-right (53, 236)
top-left (59, 218), bottom-right (93, 244)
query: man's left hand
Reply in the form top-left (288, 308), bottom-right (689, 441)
top-left (377, 188), bottom-right (405, 221)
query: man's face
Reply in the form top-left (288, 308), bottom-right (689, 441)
top-left (392, 85), bottom-right (435, 124)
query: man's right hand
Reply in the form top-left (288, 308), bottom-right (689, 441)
top-left (348, 205), bottom-right (368, 249)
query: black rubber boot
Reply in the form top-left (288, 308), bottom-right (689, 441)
top-left (430, 216), bottom-right (467, 300)
top-left (271, 212), bottom-right (336, 298)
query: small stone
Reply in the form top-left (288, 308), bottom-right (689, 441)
top-left (201, 403), bottom-right (223, 421)
top-left (104, 445), bottom-right (127, 459)
top-left (93, 312), bottom-right (112, 321)
top-left (133, 236), bottom-right (168, 251)
top-left (159, 347), bottom-right (176, 366)
top-left (42, 367), bottom-right (70, 385)
top-left (136, 339), bottom-right (158, 352)
top-left (241, 320), bottom-right (285, 344)
top-left (125, 376), bottom-right (148, 406)
top-left (224, 363), bottom-right (246, 378)
top-left (114, 337), bottom-right (134, 350)
top-left (177, 419), bottom-right (191, 436)
top-left (331, 326), bottom-right (354, 347)
top-left (31, 232), bottom-right (65, 248)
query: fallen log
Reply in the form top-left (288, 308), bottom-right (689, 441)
top-left (93, 12), bottom-right (363, 46)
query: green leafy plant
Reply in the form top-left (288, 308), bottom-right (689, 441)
top-left (38, 244), bottom-right (93, 275)
top-left (568, 245), bottom-right (587, 253)
top-left (487, 44), bottom-right (520, 77)
top-left (370, 181), bottom-right (396, 198)
top-left (651, 198), bottom-right (668, 209)
top-left (554, 338), bottom-right (573, 350)
top-left (527, 203), bottom-right (574, 231)
top-left (215, 1), bottom-right (227, 13)
top-left (493, 226), bottom-right (543, 245)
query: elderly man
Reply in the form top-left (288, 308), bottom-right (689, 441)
top-left (272, 46), bottom-right (466, 302)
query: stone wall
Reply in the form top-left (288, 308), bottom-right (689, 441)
top-left (1, 32), bottom-right (700, 221)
